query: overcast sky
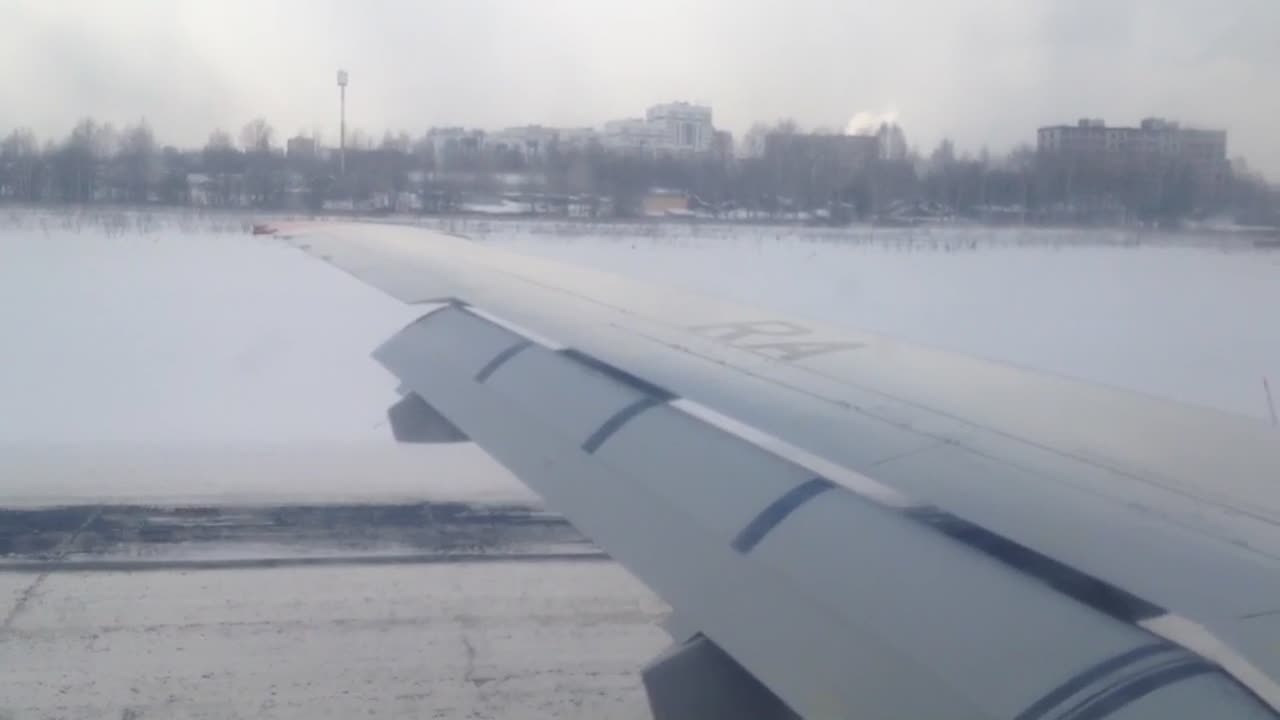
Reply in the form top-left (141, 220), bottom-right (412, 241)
top-left (3, 0), bottom-right (1278, 175)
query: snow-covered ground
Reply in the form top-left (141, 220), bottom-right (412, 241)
top-left (0, 211), bottom-right (529, 506)
top-left (2, 211), bottom-right (1277, 505)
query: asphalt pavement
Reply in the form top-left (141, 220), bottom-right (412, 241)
top-left (0, 502), bottom-right (669, 719)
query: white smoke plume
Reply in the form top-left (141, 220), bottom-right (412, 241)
top-left (845, 109), bottom-right (900, 136)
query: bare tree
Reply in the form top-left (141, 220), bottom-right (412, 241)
top-left (411, 133), bottom-right (437, 172)
top-left (1, 128), bottom-right (42, 201)
top-left (347, 128), bottom-right (372, 151)
top-left (53, 117), bottom-right (116, 202)
top-left (240, 118), bottom-right (274, 153)
top-left (158, 146), bottom-right (191, 205)
top-left (203, 129), bottom-right (243, 207)
top-left (115, 120), bottom-right (159, 203)
top-left (380, 131), bottom-right (412, 154)
top-left (205, 129), bottom-right (234, 153)
top-left (239, 118), bottom-right (282, 207)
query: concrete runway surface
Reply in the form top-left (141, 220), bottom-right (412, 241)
top-left (0, 503), bottom-right (670, 720)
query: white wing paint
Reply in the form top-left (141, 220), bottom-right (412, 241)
top-left (277, 221), bottom-right (1280, 720)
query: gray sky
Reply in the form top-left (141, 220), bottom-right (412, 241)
top-left (3, 0), bottom-right (1278, 175)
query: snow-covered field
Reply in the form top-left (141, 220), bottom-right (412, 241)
top-left (1, 211), bottom-right (1278, 506)
top-left (0, 211), bottom-right (528, 506)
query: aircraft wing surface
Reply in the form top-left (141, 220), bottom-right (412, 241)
top-left (277, 221), bottom-right (1280, 719)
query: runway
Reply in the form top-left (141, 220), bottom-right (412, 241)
top-left (0, 503), bottom-right (669, 719)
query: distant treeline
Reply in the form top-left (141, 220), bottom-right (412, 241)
top-left (1, 117), bottom-right (1276, 227)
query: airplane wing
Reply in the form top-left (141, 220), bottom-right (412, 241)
top-left (275, 221), bottom-right (1280, 719)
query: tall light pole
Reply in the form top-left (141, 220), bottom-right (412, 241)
top-left (337, 69), bottom-right (348, 176)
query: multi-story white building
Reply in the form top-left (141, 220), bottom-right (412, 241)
top-left (601, 118), bottom-right (669, 154)
top-left (556, 127), bottom-right (600, 150)
top-left (483, 125), bottom-right (560, 158)
top-left (425, 101), bottom-right (718, 159)
top-left (644, 101), bottom-right (714, 153)
top-left (597, 102), bottom-right (717, 156)
top-left (424, 127), bottom-right (485, 156)
top-left (285, 135), bottom-right (317, 161)
top-left (1037, 118), bottom-right (1227, 172)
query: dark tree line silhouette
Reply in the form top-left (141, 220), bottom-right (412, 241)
top-left (0, 116), bottom-right (1275, 227)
